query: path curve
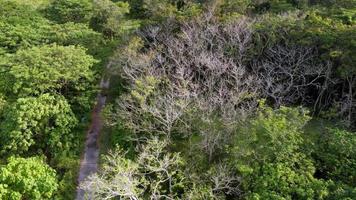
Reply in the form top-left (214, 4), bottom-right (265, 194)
top-left (76, 62), bottom-right (112, 200)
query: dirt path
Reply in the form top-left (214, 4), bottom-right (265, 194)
top-left (76, 62), bottom-right (112, 200)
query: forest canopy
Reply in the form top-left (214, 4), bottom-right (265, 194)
top-left (0, 0), bottom-right (355, 200)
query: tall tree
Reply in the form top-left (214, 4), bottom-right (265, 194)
top-left (6, 44), bottom-right (96, 96)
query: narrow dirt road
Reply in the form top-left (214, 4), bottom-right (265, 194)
top-left (76, 62), bottom-right (112, 200)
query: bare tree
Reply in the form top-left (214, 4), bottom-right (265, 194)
top-left (209, 164), bottom-right (241, 196)
top-left (80, 148), bottom-right (141, 200)
top-left (344, 75), bottom-right (355, 127)
top-left (137, 138), bottom-right (185, 200)
top-left (114, 17), bottom-right (259, 143)
top-left (112, 14), bottom-right (333, 165)
top-left (253, 45), bottom-right (329, 107)
top-left (331, 75), bottom-right (356, 127)
top-left (117, 77), bottom-right (194, 139)
top-left (80, 138), bottom-right (187, 200)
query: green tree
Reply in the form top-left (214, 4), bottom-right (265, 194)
top-left (218, 0), bottom-right (252, 17)
top-left (247, 162), bottom-right (329, 200)
top-left (91, 0), bottom-right (139, 38)
top-left (0, 0), bottom-right (53, 53)
top-left (142, 0), bottom-right (202, 22)
top-left (49, 22), bottom-right (102, 54)
top-left (0, 156), bottom-right (58, 200)
top-left (0, 94), bottom-right (77, 156)
top-left (6, 44), bottom-right (96, 96)
top-left (143, 0), bottom-right (178, 20)
top-left (233, 104), bottom-right (310, 164)
top-left (312, 128), bottom-right (356, 186)
top-left (232, 104), bottom-right (330, 199)
top-left (0, 1), bottom-right (102, 55)
top-left (45, 0), bottom-right (93, 24)
top-left (1, 44), bottom-right (98, 112)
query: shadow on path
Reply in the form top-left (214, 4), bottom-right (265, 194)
top-left (76, 62), bottom-right (112, 200)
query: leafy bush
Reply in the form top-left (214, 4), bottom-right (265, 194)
top-left (0, 156), bottom-right (58, 200)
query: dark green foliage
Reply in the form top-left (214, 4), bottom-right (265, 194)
top-left (311, 128), bottom-right (356, 186)
top-left (291, 9), bottom-right (356, 78)
top-left (90, 0), bottom-right (140, 38)
top-left (326, 183), bottom-right (356, 200)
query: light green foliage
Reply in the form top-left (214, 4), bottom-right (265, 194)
top-left (219, 0), bottom-right (252, 15)
top-left (0, 1), bottom-right (52, 53)
top-left (0, 1), bottom-right (102, 54)
top-left (7, 44), bottom-right (96, 97)
top-left (0, 156), bottom-right (58, 200)
top-left (45, 0), bottom-right (93, 23)
top-left (247, 162), bottom-right (329, 200)
top-left (137, 138), bottom-right (186, 195)
top-left (268, 0), bottom-right (296, 13)
top-left (49, 22), bottom-right (102, 53)
top-left (51, 155), bottom-right (81, 200)
top-left (218, 0), bottom-right (306, 18)
top-left (131, 76), bottom-right (160, 105)
top-left (118, 74), bottom-right (171, 135)
top-left (82, 147), bottom-right (142, 199)
top-left (251, 11), bottom-right (300, 56)
top-left (124, 0), bottom-right (147, 18)
top-left (0, 94), bottom-right (77, 155)
top-left (252, 4), bottom-right (355, 78)
top-left (312, 0), bottom-right (356, 8)
top-left (10, 0), bottom-right (50, 9)
top-left (234, 103), bottom-right (310, 164)
top-left (0, 0), bottom-right (125, 199)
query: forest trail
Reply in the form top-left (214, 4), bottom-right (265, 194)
top-left (75, 62), bottom-right (112, 200)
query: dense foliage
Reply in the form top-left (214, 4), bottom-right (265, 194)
top-left (0, 0), bottom-right (134, 199)
top-left (0, 0), bottom-right (355, 199)
top-left (0, 156), bottom-right (58, 200)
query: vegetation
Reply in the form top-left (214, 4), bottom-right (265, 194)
top-left (0, 0), bottom-right (132, 198)
top-left (0, 157), bottom-right (58, 200)
top-left (0, 0), bottom-right (355, 199)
